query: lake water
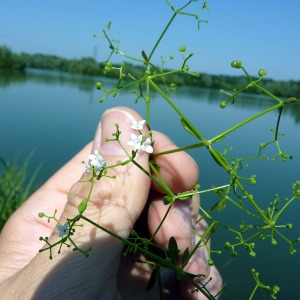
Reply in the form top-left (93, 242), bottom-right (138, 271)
top-left (1, 69), bottom-right (300, 299)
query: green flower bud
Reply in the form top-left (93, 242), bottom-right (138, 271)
top-left (220, 100), bottom-right (227, 108)
top-left (273, 286), bottom-right (280, 293)
top-left (208, 259), bottom-right (214, 266)
top-left (259, 143), bottom-right (266, 149)
top-left (286, 223), bottom-right (293, 229)
top-left (104, 66), bottom-right (111, 73)
top-left (225, 241), bottom-right (231, 249)
top-left (145, 70), bottom-right (151, 76)
top-left (231, 60), bottom-right (243, 69)
top-left (231, 251), bottom-right (238, 257)
top-left (183, 65), bottom-right (189, 72)
top-left (106, 61), bottom-right (113, 68)
top-left (271, 239), bottom-right (277, 246)
top-left (179, 45), bottom-right (186, 52)
top-left (250, 251), bottom-right (256, 257)
top-left (38, 212), bottom-right (45, 218)
top-left (258, 69), bottom-right (267, 77)
top-left (96, 82), bottom-right (103, 90)
top-left (120, 62), bottom-right (125, 67)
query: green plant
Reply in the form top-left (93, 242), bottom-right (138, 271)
top-left (38, 1), bottom-right (300, 298)
top-left (0, 153), bottom-right (40, 231)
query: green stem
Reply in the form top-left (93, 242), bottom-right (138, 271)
top-left (148, 12), bottom-right (177, 61)
top-left (210, 101), bottom-right (284, 144)
top-left (149, 80), bottom-right (207, 142)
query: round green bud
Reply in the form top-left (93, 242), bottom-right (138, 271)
top-left (120, 62), bottom-right (125, 67)
top-left (169, 55), bottom-right (174, 59)
top-left (273, 286), bottom-right (280, 293)
top-left (231, 60), bottom-right (243, 69)
top-left (104, 66), bottom-right (111, 73)
top-left (106, 61), bottom-right (113, 68)
top-left (231, 251), bottom-right (238, 257)
top-left (258, 69), bottom-right (267, 77)
top-left (208, 259), bottom-right (214, 266)
top-left (145, 70), bottom-right (151, 76)
top-left (131, 89), bottom-right (137, 94)
top-left (183, 65), bottom-right (189, 72)
top-left (250, 178), bottom-right (256, 185)
top-left (259, 143), bottom-right (266, 149)
top-left (179, 45), bottom-right (186, 52)
top-left (271, 239), bottom-right (277, 246)
top-left (38, 212), bottom-right (45, 218)
top-left (225, 241), bottom-right (231, 249)
top-left (250, 251), bottom-right (256, 257)
top-left (220, 100), bottom-right (227, 108)
top-left (96, 82), bottom-right (103, 90)
top-left (286, 223), bottom-right (293, 229)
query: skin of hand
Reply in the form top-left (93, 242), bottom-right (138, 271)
top-left (0, 107), bottom-right (222, 299)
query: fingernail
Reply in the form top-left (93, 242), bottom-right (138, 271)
top-left (93, 108), bottom-right (135, 155)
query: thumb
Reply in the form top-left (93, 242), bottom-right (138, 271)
top-left (63, 106), bottom-right (152, 241)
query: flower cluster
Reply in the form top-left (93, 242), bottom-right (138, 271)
top-left (128, 119), bottom-right (153, 153)
top-left (83, 149), bottom-right (106, 174)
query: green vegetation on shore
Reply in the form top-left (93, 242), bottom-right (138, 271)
top-left (1, 45), bottom-right (299, 98)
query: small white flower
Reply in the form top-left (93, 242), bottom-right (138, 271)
top-left (141, 137), bottom-right (153, 153)
top-left (128, 133), bottom-right (143, 150)
top-left (131, 119), bottom-right (146, 131)
top-left (88, 149), bottom-right (106, 171)
top-left (128, 134), bottom-right (153, 153)
top-left (57, 222), bottom-right (69, 237)
top-left (83, 162), bottom-right (91, 174)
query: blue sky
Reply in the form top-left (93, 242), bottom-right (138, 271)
top-left (1, 0), bottom-right (300, 81)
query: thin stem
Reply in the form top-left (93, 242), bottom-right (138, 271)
top-left (148, 12), bottom-right (177, 61)
top-left (149, 80), bottom-right (207, 142)
top-left (210, 101), bottom-right (284, 144)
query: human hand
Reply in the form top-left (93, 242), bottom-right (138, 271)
top-left (0, 107), bottom-right (222, 299)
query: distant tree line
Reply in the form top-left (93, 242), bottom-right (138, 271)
top-left (1, 45), bottom-right (299, 99)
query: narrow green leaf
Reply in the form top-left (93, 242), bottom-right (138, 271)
top-left (180, 118), bottom-right (197, 137)
top-left (209, 148), bottom-right (232, 170)
top-left (78, 198), bottom-right (88, 214)
top-left (182, 247), bottom-right (190, 267)
top-left (142, 50), bottom-right (148, 62)
top-left (146, 266), bottom-right (158, 291)
top-left (168, 236), bottom-right (180, 265)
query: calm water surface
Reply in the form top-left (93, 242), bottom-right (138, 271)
top-left (1, 69), bottom-right (299, 299)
